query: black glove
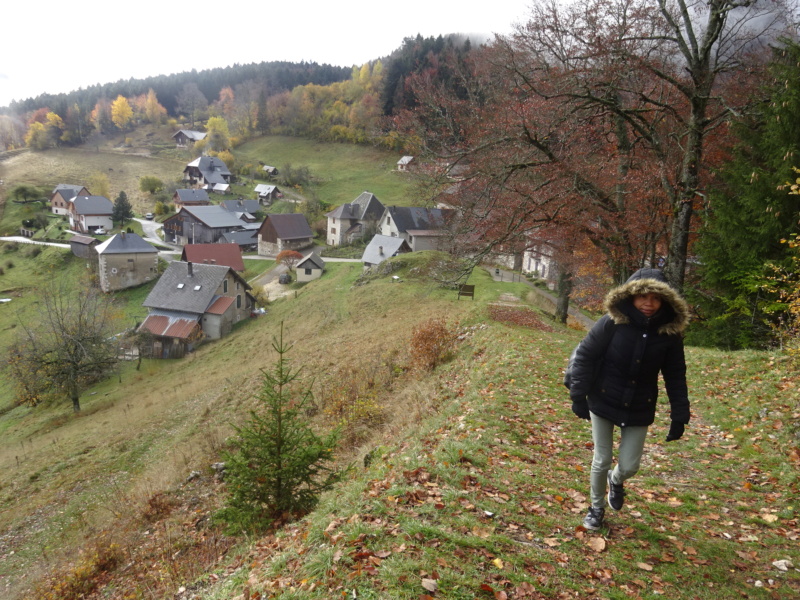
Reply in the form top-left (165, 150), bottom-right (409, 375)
top-left (571, 399), bottom-right (591, 420)
top-left (666, 421), bottom-right (685, 442)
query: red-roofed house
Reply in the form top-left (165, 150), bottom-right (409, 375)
top-left (180, 243), bottom-right (245, 272)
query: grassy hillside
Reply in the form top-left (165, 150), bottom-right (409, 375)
top-left (235, 136), bottom-right (418, 207)
top-left (0, 252), bottom-right (798, 600)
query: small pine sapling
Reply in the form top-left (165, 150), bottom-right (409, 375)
top-left (218, 323), bottom-right (342, 533)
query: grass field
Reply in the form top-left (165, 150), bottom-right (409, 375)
top-left (1, 136), bottom-right (798, 600)
top-left (235, 135), bottom-right (418, 208)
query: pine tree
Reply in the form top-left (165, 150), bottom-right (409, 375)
top-left (218, 324), bottom-right (341, 533)
top-left (692, 42), bottom-right (800, 348)
top-left (112, 191), bottom-right (134, 227)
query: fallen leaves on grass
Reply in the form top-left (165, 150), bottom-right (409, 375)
top-left (488, 305), bottom-right (554, 331)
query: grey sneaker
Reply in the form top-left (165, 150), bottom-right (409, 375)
top-left (583, 506), bottom-right (605, 530)
top-left (607, 471), bottom-right (625, 511)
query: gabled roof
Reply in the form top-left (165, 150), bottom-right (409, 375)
top-left (384, 206), bottom-right (452, 234)
top-left (52, 184), bottom-right (87, 200)
top-left (221, 230), bottom-right (258, 246)
top-left (143, 261), bottom-right (250, 315)
top-left (186, 156), bottom-right (231, 185)
top-left (361, 234), bottom-right (411, 265)
top-left (174, 189), bottom-right (211, 204)
top-left (95, 232), bottom-right (157, 255)
top-left (221, 199), bottom-right (261, 214)
top-left (254, 184), bottom-right (278, 195)
top-left (259, 213), bottom-right (313, 240)
top-left (297, 252), bottom-right (325, 270)
top-left (71, 195), bottom-right (113, 215)
top-left (325, 191), bottom-right (385, 221)
top-left (180, 243), bottom-right (245, 271)
top-left (173, 129), bottom-right (207, 141)
top-left (138, 310), bottom-right (200, 339)
top-left (398, 155), bottom-right (414, 165)
top-left (177, 205), bottom-right (246, 228)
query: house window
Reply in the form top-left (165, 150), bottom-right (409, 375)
top-left (236, 295), bottom-right (242, 308)
top-left (331, 228), bottom-right (336, 234)
top-left (305, 268), bottom-right (312, 275)
top-left (386, 217), bottom-right (391, 225)
top-left (223, 280), bottom-right (228, 293)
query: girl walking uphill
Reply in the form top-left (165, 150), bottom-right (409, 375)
top-left (568, 268), bottom-right (691, 530)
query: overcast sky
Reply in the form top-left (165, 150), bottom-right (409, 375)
top-left (0, 1), bottom-right (531, 108)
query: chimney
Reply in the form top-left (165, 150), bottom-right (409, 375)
top-left (379, 246), bottom-right (383, 256)
top-left (187, 261), bottom-right (193, 277)
top-left (121, 231), bottom-right (126, 240)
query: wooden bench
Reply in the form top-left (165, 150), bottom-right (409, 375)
top-left (457, 284), bottom-right (475, 300)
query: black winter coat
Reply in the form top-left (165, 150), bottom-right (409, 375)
top-left (569, 270), bottom-right (691, 428)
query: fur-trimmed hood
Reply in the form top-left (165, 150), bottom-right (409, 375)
top-left (604, 270), bottom-right (690, 336)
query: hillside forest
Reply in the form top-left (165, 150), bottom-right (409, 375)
top-left (2, 2), bottom-right (800, 349)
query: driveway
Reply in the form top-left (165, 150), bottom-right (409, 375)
top-left (131, 217), bottom-right (181, 260)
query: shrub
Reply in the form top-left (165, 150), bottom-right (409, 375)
top-left (139, 175), bottom-right (164, 194)
top-left (217, 323), bottom-right (342, 534)
top-left (409, 317), bottom-right (458, 372)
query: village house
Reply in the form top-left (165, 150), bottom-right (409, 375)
top-left (139, 260), bottom-right (255, 358)
top-left (221, 229), bottom-right (259, 251)
top-left (173, 189), bottom-right (211, 209)
top-left (522, 244), bottom-right (557, 282)
top-left (95, 232), bottom-right (159, 292)
top-left (68, 234), bottom-right (98, 259)
top-left (172, 129), bottom-right (207, 147)
top-left (325, 191), bottom-right (385, 247)
top-left (163, 205), bottom-right (248, 245)
top-left (361, 234), bottom-right (411, 270)
top-left (221, 198), bottom-right (261, 222)
top-left (183, 156), bottom-right (232, 193)
top-left (51, 184), bottom-right (90, 216)
top-left (254, 184), bottom-right (282, 204)
top-left (181, 243), bottom-right (245, 272)
top-left (257, 213), bottom-right (314, 256)
top-left (296, 252), bottom-right (325, 282)
top-left (261, 165), bottom-right (279, 179)
top-left (378, 206), bottom-right (453, 251)
top-left (397, 156), bottom-right (415, 171)
top-left (68, 195), bottom-right (113, 234)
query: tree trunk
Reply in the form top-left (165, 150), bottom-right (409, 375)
top-left (555, 270), bottom-right (573, 324)
top-left (72, 394), bottom-right (81, 413)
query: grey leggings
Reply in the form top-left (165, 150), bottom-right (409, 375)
top-left (590, 412), bottom-right (649, 508)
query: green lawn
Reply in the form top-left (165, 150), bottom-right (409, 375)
top-left (235, 136), bottom-right (418, 208)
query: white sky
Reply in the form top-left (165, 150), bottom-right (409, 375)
top-left (0, 1), bottom-right (531, 108)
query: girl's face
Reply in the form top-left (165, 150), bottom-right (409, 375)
top-left (633, 292), bottom-right (662, 317)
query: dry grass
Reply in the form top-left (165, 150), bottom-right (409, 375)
top-left (0, 145), bottom-right (185, 214)
top-left (0, 257), bottom-right (489, 599)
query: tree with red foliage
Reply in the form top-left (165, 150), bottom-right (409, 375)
top-left (276, 250), bottom-right (304, 271)
top-left (395, 0), bottom-right (792, 294)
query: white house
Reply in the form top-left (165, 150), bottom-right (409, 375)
top-left (296, 252), bottom-right (325, 282)
top-left (68, 196), bottom-right (113, 234)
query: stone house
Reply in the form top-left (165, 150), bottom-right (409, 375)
top-left (95, 232), bottom-right (159, 292)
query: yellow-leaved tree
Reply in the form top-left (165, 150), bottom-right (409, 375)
top-left (144, 89), bottom-right (167, 124)
top-left (111, 95), bottom-right (133, 130)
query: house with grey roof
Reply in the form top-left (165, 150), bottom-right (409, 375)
top-left (138, 260), bottom-right (255, 357)
top-left (378, 206), bottom-right (453, 251)
top-left (257, 213), bottom-right (314, 256)
top-left (163, 205), bottom-right (249, 245)
top-left (95, 232), bottom-right (159, 292)
top-left (325, 191), bottom-right (385, 247)
top-left (296, 252), bottom-right (325, 282)
top-left (173, 188), bottom-right (211, 208)
top-left (221, 198), bottom-right (261, 221)
top-left (51, 184), bottom-right (90, 215)
top-left (361, 234), bottom-right (411, 270)
top-left (254, 184), bottom-right (282, 204)
top-left (68, 195), bottom-right (113, 234)
top-left (221, 229), bottom-right (258, 250)
top-left (172, 129), bottom-right (207, 147)
top-left (397, 155), bottom-right (415, 171)
top-left (183, 156), bottom-right (232, 191)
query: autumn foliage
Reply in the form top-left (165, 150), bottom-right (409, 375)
top-left (409, 317), bottom-right (458, 372)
